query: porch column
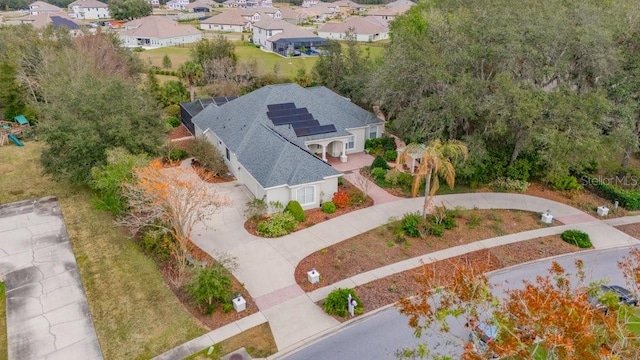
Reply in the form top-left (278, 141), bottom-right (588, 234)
top-left (340, 141), bottom-right (348, 163)
top-left (321, 144), bottom-right (327, 162)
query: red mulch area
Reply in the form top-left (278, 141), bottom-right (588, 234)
top-left (244, 180), bottom-right (374, 237)
top-left (318, 235), bottom-right (583, 322)
top-left (167, 124), bottom-right (193, 141)
top-left (159, 245), bottom-right (258, 330)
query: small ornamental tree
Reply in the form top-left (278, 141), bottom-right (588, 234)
top-left (187, 264), bottom-right (233, 314)
top-left (121, 160), bottom-right (229, 284)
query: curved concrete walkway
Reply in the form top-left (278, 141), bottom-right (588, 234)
top-left (156, 164), bottom-right (640, 359)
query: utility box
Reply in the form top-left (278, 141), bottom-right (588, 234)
top-left (541, 213), bottom-right (554, 224)
top-left (307, 269), bottom-right (320, 284)
top-left (597, 206), bottom-right (609, 217)
top-left (232, 295), bottom-right (246, 312)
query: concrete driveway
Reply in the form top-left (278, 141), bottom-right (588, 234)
top-left (0, 197), bottom-right (103, 360)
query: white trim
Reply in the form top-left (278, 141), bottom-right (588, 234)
top-left (296, 186), bottom-right (315, 206)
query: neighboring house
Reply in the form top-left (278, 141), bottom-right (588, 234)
top-left (185, 0), bottom-right (213, 12)
top-left (29, 1), bottom-right (63, 15)
top-left (147, 0), bottom-right (161, 7)
top-left (279, 7), bottom-right (308, 24)
top-left (301, 0), bottom-right (318, 7)
top-left (318, 17), bottom-right (389, 42)
top-left (68, 0), bottom-right (110, 20)
top-left (188, 83), bottom-right (384, 210)
top-left (118, 16), bottom-right (202, 48)
top-left (18, 11), bottom-right (84, 32)
top-left (251, 18), bottom-right (325, 55)
top-left (166, 0), bottom-right (190, 10)
top-left (238, 7), bottom-right (282, 23)
top-left (332, 0), bottom-right (366, 15)
top-left (296, 4), bottom-right (336, 22)
top-left (365, 4), bottom-right (412, 21)
top-left (200, 9), bottom-right (250, 32)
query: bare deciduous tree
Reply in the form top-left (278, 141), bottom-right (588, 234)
top-left (121, 160), bottom-right (229, 284)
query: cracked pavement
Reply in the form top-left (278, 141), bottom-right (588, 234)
top-left (0, 197), bottom-right (103, 360)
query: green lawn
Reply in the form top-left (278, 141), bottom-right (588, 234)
top-left (139, 41), bottom-right (387, 79)
top-left (0, 142), bottom-right (205, 359)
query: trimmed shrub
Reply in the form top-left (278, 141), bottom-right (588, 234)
top-left (139, 228), bottom-right (173, 261)
top-left (349, 190), bottom-right (367, 207)
top-left (321, 201), bottom-right (336, 214)
top-left (491, 177), bottom-right (529, 192)
top-left (384, 150), bottom-right (398, 162)
top-left (402, 212), bottom-right (422, 237)
top-left (189, 137), bottom-right (227, 176)
top-left (371, 155), bottom-right (390, 170)
top-left (285, 200), bottom-right (305, 222)
top-left (187, 264), bottom-right (233, 314)
top-left (332, 191), bottom-right (350, 208)
top-left (371, 167), bottom-right (387, 181)
top-left (552, 175), bottom-right (583, 193)
top-left (561, 229), bottom-right (592, 248)
top-left (256, 212), bottom-right (297, 237)
top-left (582, 174), bottom-right (640, 210)
top-left (164, 104), bottom-right (180, 117)
top-left (164, 149), bottom-right (188, 162)
top-left (166, 116), bottom-right (181, 128)
top-left (323, 288), bottom-right (363, 317)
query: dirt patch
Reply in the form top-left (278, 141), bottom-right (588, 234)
top-left (244, 179), bottom-right (374, 236)
top-left (167, 124), bottom-right (193, 141)
top-left (614, 223), bottom-right (640, 239)
top-left (187, 322), bottom-right (278, 359)
top-left (318, 235), bottom-right (583, 321)
top-left (160, 246), bottom-right (258, 331)
top-left (296, 209), bottom-right (558, 291)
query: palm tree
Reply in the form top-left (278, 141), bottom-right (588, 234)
top-left (178, 61), bottom-right (203, 102)
top-left (396, 139), bottom-right (468, 217)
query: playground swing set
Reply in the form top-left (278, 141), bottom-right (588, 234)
top-left (0, 115), bottom-right (30, 147)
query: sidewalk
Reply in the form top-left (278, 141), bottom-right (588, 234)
top-left (186, 187), bottom-right (609, 355)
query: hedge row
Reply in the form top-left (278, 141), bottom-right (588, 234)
top-left (581, 174), bottom-right (640, 210)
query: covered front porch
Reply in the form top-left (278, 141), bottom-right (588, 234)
top-left (307, 138), bottom-right (349, 163)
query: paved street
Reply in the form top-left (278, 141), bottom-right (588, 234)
top-left (279, 247), bottom-right (639, 360)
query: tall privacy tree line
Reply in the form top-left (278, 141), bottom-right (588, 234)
top-left (313, 0), bottom-right (640, 186)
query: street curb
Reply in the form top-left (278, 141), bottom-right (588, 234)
top-left (267, 302), bottom-right (398, 360)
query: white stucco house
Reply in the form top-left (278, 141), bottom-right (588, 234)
top-left (69, 0), bottom-right (110, 19)
top-left (252, 18), bottom-right (326, 55)
top-left (166, 0), bottom-right (190, 10)
top-left (118, 16), bottom-right (202, 48)
top-left (29, 1), bottom-right (63, 15)
top-left (200, 9), bottom-right (250, 32)
top-left (186, 83), bottom-right (385, 209)
top-left (318, 17), bottom-right (389, 42)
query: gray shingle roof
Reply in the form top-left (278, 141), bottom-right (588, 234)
top-left (192, 83), bottom-right (382, 188)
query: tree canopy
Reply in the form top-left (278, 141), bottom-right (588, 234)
top-left (108, 0), bottom-right (153, 21)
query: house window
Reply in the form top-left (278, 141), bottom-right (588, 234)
top-left (369, 125), bottom-right (378, 139)
top-left (225, 147), bottom-right (230, 161)
top-left (296, 186), bottom-right (315, 205)
top-left (346, 135), bottom-right (355, 150)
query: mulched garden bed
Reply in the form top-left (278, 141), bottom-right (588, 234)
top-left (244, 179), bottom-right (374, 236)
top-left (318, 235), bottom-right (584, 322)
top-left (167, 124), bottom-right (193, 141)
top-left (191, 160), bottom-right (235, 184)
top-left (297, 209), bottom-right (558, 292)
top-left (159, 245), bottom-right (258, 331)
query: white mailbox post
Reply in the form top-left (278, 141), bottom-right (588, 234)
top-left (307, 268), bottom-right (320, 284)
top-left (232, 295), bottom-right (246, 312)
top-left (597, 206), bottom-right (609, 217)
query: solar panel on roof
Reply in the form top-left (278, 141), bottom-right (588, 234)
top-left (267, 103), bottom-right (296, 111)
top-left (294, 127), bottom-right (311, 137)
top-left (272, 115), bottom-right (302, 125)
top-left (267, 108), bottom-right (309, 119)
top-left (291, 120), bottom-right (319, 129)
top-left (299, 124), bottom-right (337, 137)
